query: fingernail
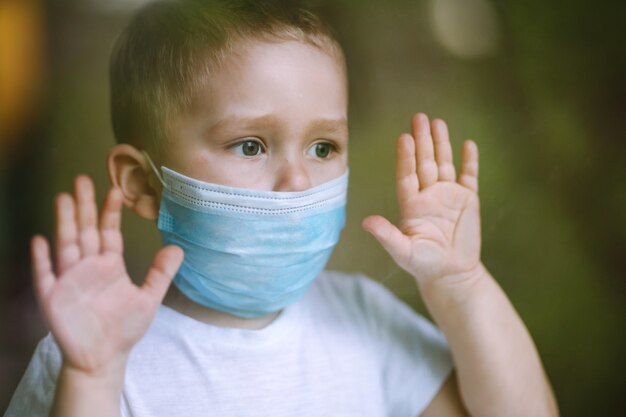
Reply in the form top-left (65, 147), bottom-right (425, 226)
top-left (81, 178), bottom-right (92, 193)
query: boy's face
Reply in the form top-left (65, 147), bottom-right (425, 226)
top-left (162, 40), bottom-right (348, 191)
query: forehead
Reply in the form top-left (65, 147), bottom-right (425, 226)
top-left (186, 40), bottom-right (348, 128)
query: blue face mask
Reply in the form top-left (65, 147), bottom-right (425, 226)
top-left (145, 154), bottom-right (348, 318)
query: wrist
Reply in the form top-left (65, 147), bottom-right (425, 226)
top-left (416, 263), bottom-right (497, 330)
top-left (418, 262), bottom-right (489, 303)
top-left (52, 356), bottom-right (128, 417)
top-left (60, 352), bottom-right (129, 390)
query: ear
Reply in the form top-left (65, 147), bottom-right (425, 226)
top-left (107, 144), bottom-right (161, 220)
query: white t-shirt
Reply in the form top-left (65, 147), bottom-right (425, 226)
top-left (5, 271), bottom-right (453, 417)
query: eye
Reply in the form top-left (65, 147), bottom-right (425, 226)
top-left (308, 142), bottom-right (335, 159)
top-left (231, 139), bottom-right (265, 157)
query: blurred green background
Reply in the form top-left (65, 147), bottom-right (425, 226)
top-left (1, 0), bottom-right (625, 414)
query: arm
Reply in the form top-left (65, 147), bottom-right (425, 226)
top-left (31, 176), bottom-right (183, 417)
top-left (421, 373), bottom-right (469, 417)
top-left (363, 113), bottom-right (558, 417)
top-left (420, 264), bottom-right (557, 416)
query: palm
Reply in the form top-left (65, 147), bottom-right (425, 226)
top-left (31, 177), bottom-right (183, 373)
top-left (400, 181), bottom-right (480, 280)
top-left (363, 114), bottom-right (481, 285)
top-left (46, 253), bottom-right (151, 371)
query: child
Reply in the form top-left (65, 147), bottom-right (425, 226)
top-left (5, 1), bottom-right (558, 416)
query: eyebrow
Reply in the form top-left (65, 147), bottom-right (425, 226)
top-left (207, 115), bottom-right (349, 137)
top-left (308, 118), bottom-right (349, 137)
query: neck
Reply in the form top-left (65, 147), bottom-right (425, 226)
top-left (163, 284), bottom-right (280, 330)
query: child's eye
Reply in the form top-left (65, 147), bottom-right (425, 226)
top-left (308, 142), bottom-right (335, 159)
top-left (231, 139), bottom-right (265, 157)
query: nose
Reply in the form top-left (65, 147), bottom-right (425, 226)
top-left (273, 158), bottom-right (311, 192)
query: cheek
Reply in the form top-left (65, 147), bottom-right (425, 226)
top-left (170, 152), bottom-right (210, 180)
top-left (196, 155), bottom-right (275, 189)
top-left (312, 158), bottom-right (348, 186)
top-left (195, 160), bottom-right (239, 185)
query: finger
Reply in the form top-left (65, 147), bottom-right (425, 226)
top-left (54, 193), bottom-right (81, 274)
top-left (396, 133), bottom-right (420, 219)
top-left (100, 187), bottom-right (124, 254)
top-left (362, 215), bottom-right (411, 268)
top-left (31, 235), bottom-right (56, 303)
top-left (74, 175), bottom-right (100, 256)
top-left (141, 245), bottom-right (184, 302)
top-left (431, 118), bottom-right (456, 182)
top-left (412, 113), bottom-right (438, 190)
top-left (458, 140), bottom-right (479, 192)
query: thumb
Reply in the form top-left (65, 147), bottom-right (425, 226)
top-left (141, 245), bottom-right (184, 301)
top-left (362, 215), bottom-right (410, 267)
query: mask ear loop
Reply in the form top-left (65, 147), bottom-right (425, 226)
top-left (141, 150), bottom-right (168, 190)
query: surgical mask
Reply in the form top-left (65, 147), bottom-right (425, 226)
top-left (144, 153), bottom-right (348, 318)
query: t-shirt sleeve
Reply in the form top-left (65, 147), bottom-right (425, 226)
top-left (352, 274), bottom-right (454, 417)
top-left (4, 333), bottom-right (61, 417)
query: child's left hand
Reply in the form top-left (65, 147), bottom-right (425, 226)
top-left (364, 113), bottom-right (559, 416)
top-left (363, 113), bottom-right (482, 289)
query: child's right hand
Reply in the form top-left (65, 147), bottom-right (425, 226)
top-left (30, 175), bottom-right (183, 375)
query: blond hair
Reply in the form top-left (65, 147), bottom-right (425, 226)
top-left (109, 0), bottom-right (345, 155)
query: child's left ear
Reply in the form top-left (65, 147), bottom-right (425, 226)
top-left (107, 144), bottom-right (160, 220)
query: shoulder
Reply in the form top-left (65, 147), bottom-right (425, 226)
top-left (309, 271), bottom-right (454, 416)
top-left (24, 332), bottom-right (62, 383)
top-left (309, 270), bottom-right (428, 330)
top-left (306, 271), bottom-right (380, 323)
top-left (310, 270), bottom-right (452, 369)
top-left (311, 269), bottom-right (397, 307)
top-left (4, 333), bottom-right (62, 417)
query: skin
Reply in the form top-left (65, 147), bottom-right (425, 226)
top-left (30, 40), bottom-right (558, 416)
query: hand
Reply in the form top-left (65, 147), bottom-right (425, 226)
top-left (362, 113), bottom-right (481, 288)
top-left (31, 175), bottom-right (183, 374)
